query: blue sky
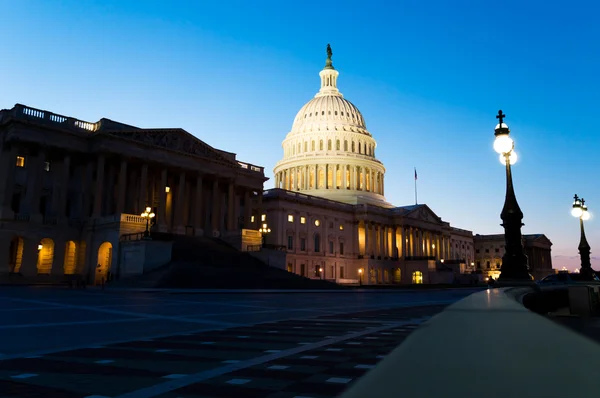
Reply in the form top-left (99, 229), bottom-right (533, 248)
top-left (2, 0), bottom-right (599, 269)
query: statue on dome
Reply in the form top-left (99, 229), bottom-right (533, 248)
top-left (325, 44), bottom-right (334, 69)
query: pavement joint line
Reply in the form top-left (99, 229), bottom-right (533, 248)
top-left (0, 318), bottom-right (151, 330)
top-left (0, 300), bottom-right (450, 360)
top-left (6, 298), bottom-right (242, 328)
top-left (114, 317), bottom-right (430, 398)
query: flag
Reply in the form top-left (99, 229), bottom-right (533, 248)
top-left (414, 168), bottom-right (418, 180)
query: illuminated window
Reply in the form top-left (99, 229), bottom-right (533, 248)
top-left (44, 161), bottom-right (50, 172)
top-left (261, 214), bottom-right (266, 221)
top-left (339, 224), bottom-right (344, 231)
top-left (288, 214), bottom-right (294, 222)
top-left (16, 156), bottom-right (25, 167)
top-left (300, 217), bottom-right (306, 224)
top-left (314, 219), bottom-right (320, 227)
top-left (250, 216), bottom-right (255, 223)
top-left (412, 271), bottom-right (423, 284)
top-left (165, 186), bottom-right (170, 193)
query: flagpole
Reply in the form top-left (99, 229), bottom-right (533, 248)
top-left (414, 167), bottom-right (418, 205)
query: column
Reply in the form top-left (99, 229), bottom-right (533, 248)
top-left (332, 164), bottom-right (337, 190)
top-left (173, 171), bottom-right (186, 234)
top-left (227, 180), bottom-right (235, 231)
top-left (391, 226), bottom-right (397, 258)
top-left (360, 167), bottom-right (366, 191)
top-left (51, 240), bottom-right (66, 276)
top-left (364, 222), bottom-right (369, 257)
top-left (92, 155), bottom-right (105, 217)
top-left (211, 178), bottom-right (220, 231)
top-left (0, 144), bottom-right (18, 218)
top-left (194, 173), bottom-right (204, 235)
top-left (19, 237), bottom-right (40, 277)
top-left (243, 189), bottom-right (251, 229)
top-left (138, 164), bottom-right (148, 213)
top-left (24, 150), bottom-right (44, 220)
top-left (158, 168), bottom-right (168, 231)
top-left (59, 156), bottom-right (71, 218)
top-left (116, 160), bottom-right (127, 214)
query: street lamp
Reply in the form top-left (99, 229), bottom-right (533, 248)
top-left (319, 267), bottom-right (323, 280)
top-left (141, 206), bottom-right (155, 239)
top-left (493, 110), bottom-right (532, 281)
top-left (571, 194), bottom-right (593, 278)
top-left (358, 268), bottom-right (363, 286)
top-left (258, 223), bottom-right (271, 248)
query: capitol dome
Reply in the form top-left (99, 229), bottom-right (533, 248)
top-left (273, 45), bottom-right (390, 207)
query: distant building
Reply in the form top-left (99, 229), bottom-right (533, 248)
top-left (257, 47), bottom-right (473, 285)
top-left (0, 103), bottom-right (266, 284)
top-left (473, 234), bottom-right (553, 280)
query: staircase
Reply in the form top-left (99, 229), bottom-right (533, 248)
top-left (114, 234), bottom-right (343, 290)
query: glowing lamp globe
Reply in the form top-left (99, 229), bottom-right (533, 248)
top-left (493, 134), bottom-right (513, 154)
top-left (582, 210), bottom-right (591, 221)
top-left (498, 151), bottom-right (517, 165)
top-left (571, 206), bottom-right (583, 218)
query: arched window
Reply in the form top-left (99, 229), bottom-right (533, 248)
top-left (328, 140), bottom-right (332, 150)
top-left (314, 233), bottom-right (321, 252)
top-left (311, 141), bottom-right (315, 151)
top-left (351, 141), bottom-right (355, 152)
top-left (319, 140), bottom-right (323, 151)
top-left (336, 140), bottom-right (340, 150)
top-left (344, 140), bottom-right (348, 151)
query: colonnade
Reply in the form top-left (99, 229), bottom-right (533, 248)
top-left (360, 222), bottom-right (452, 260)
top-left (0, 145), bottom-right (261, 235)
top-left (274, 164), bottom-right (384, 195)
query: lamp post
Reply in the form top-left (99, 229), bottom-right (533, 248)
top-left (493, 110), bottom-right (532, 281)
top-left (258, 223), bottom-right (271, 248)
top-left (319, 267), bottom-right (323, 280)
top-left (358, 268), bottom-right (363, 286)
top-left (141, 206), bottom-right (155, 239)
top-left (571, 194), bottom-right (593, 278)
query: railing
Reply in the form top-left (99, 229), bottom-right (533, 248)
top-left (12, 104), bottom-right (99, 133)
top-left (94, 213), bottom-right (147, 226)
top-left (237, 161), bottom-right (264, 174)
top-left (120, 214), bottom-right (146, 223)
top-left (43, 216), bottom-right (57, 225)
top-left (264, 244), bottom-right (287, 251)
top-left (263, 188), bottom-right (356, 210)
top-left (13, 213), bottom-right (30, 222)
top-left (120, 232), bottom-right (145, 242)
top-left (242, 229), bottom-right (262, 238)
top-left (246, 244), bottom-right (262, 252)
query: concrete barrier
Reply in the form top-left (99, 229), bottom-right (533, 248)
top-left (341, 287), bottom-right (600, 398)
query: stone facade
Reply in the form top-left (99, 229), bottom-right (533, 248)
top-left (473, 233), bottom-right (554, 280)
top-left (261, 189), bottom-right (472, 285)
top-left (0, 104), bottom-right (266, 284)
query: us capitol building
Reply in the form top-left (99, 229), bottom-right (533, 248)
top-left (0, 45), bottom-right (554, 285)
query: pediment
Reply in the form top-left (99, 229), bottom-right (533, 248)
top-left (106, 128), bottom-right (237, 166)
top-left (404, 205), bottom-right (443, 224)
top-left (525, 234), bottom-right (553, 247)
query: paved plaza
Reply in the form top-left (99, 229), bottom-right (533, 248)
top-left (0, 287), bottom-right (480, 397)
